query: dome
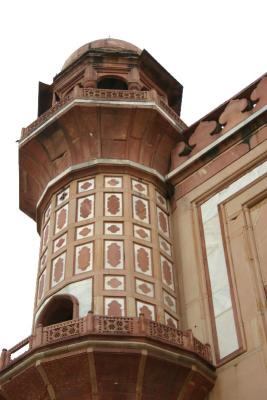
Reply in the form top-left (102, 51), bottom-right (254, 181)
top-left (62, 38), bottom-right (142, 71)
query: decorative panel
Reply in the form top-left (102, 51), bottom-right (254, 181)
top-left (53, 233), bottom-right (67, 253)
top-left (104, 240), bottom-right (124, 269)
top-left (37, 270), bottom-right (46, 302)
top-left (104, 275), bottom-right (125, 291)
top-left (134, 244), bottom-right (152, 276)
top-left (104, 193), bottom-right (123, 217)
top-left (37, 173), bottom-right (180, 329)
top-left (159, 236), bottom-right (172, 257)
top-left (131, 179), bottom-right (148, 196)
top-left (104, 176), bottom-right (122, 188)
top-left (44, 204), bottom-right (51, 223)
top-left (77, 178), bottom-right (95, 193)
top-left (163, 290), bottom-right (176, 313)
top-left (160, 255), bottom-right (175, 290)
top-left (104, 297), bottom-right (125, 317)
top-left (136, 300), bottom-right (155, 320)
top-left (164, 312), bottom-right (178, 328)
top-left (74, 242), bottom-right (93, 275)
top-left (51, 252), bottom-right (66, 288)
top-left (156, 191), bottom-right (168, 210)
top-left (132, 196), bottom-right (150, 224)
top-left (41, 220), bottom-right (50, 252)
top-left (133, 224), bottom-right (151, 242)
top-left (77, 195), bottom-right (94, 221)
top-left (157, 207), bottom-right (169, 237)
top-left (104, 222), bottom-right (123, 235)
top-left (76, 224), bottom-right (94, 240)
top-left (55, 204), bottom-right (68, 234)
top-left (40, 250), bottom-right (47, 270)
top-left (135, 278), bottom-right (154, 298)
top-left (56, 187), bottom-right (69, 206)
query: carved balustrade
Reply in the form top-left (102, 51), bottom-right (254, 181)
top-left (0, 336), bottom-right (32, 369)
top-left (21, 88), bottom-right (186, 140)
top-left (0, 314), bottom-right (212, 371)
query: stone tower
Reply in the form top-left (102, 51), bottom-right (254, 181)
top-left (0, 38), bottom-right (215, 399)
top-left (2, 37), bottom-right (267, 400)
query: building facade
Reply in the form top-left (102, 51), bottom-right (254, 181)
top-left (0, 38), bottom-right (267, 399)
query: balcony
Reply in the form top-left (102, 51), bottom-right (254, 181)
top-left (0, 314), bottom-right (212, 370)
top-left (0, 315), bottom-right (215, 400)
top-left (21, 88), bottom-right (187, 142)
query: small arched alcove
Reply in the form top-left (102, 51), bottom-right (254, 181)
top-left (37, 294), bottom-right (79, 327)
top-left (97, 76), bottom-right (128, 90)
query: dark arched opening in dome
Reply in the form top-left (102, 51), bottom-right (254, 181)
top-left (97, 77), bottom-right (128, 90)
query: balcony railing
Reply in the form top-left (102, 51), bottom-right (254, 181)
top-left (0, 314), bottom-right (212, 371)
top-left (21, 88), bottom-right (187, 140)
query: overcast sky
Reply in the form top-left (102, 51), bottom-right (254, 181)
top-left (0, 0), bottom-right (266, 350)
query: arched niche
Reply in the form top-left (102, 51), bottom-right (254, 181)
top-left (36, 294), bottom-right (79, 327)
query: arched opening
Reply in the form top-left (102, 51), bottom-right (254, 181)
top-left (97, 77), bottom-right (128, 90)
top-left (37, 294), bottom-right (79, 327)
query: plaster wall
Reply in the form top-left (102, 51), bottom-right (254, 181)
top-left (171, 128), bottom-right (267, 399)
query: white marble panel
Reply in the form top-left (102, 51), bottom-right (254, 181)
top-left (56, 187), bottom-right (69, 206)
top-left (215, 308), bottom-right (239, 359)
top-left (78, 178), bottom-right (95, 193)
top-left (134, 244), bottom-right (152, 276)
top-left (159, 236), bottom-right (172, 257)
top-left (163, 290), bottom-right (177, 313)
top-left (37, 270), bottom-right (46, 302)
top-left (55, 204), bottom-right (68, 234)
top-left (132, 196), bottom-right (150, 224)
top-left (74, 242), bottom-right (93, 275)
top-left (77, 195), bottom-right (94, 221)
top-left (164, 312), bottom-right (178, 328)
top-left (44, 204), bottom-right (51, 223)
top-left (160, 255), bottom-right (174, 291)
top-left (51, 252), bottom-right (66, 288)
top-left (41, 220), bottom-right (50, 252)
top-left (104, 222), bottom-right (123, 235)
top-left (156, 191), bottom-right (168, 210)
top-left (104, 297), bottom-right (125, 316)
top-left (104, 176), bottom-right (123, 188)
top-left (76, 223), bottom-right (94, 240)
top-left (104, 193), bottom-right (123, 216)
top-left (131, 179), bottom-right (148, 196)
top-left (104, 240), bottom-right (124, 269)
top-left (53, 233), bottom-right (67, 253)
top-left (157, 207), bottom-right (170, 237)
top-left (201, 159), bottom-right (267, 359)
top-left (136, 300), bottom-right (155, 320)
top-left (135, 278), bottom-right (154, 298)
top-left (104, 275), bottom-right (125, 291)
top-left (133, 224), bottom-right (151, 242)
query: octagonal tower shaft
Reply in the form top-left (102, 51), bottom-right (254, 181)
top-left (0, 39), bottom-right (215, 400)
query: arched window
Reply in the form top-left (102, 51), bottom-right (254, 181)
top-left (97, 77), bottom-right (128, 90)
top-left (37, 294), bottom-right (79, 327)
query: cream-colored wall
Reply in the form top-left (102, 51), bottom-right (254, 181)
top-left (171, 137), bottom-right (267, 399)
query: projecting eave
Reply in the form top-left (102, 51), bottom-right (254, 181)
top-left (19, 88), bottom-right (187, 221)
top-left (139, 49), bottom-right (183, 115)
top-left (168, 73), bottom-right (267, 187)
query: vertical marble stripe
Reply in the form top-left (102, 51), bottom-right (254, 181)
top-left (201, 160), bottom-right (267, 359)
